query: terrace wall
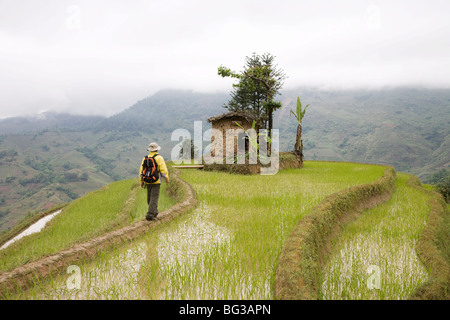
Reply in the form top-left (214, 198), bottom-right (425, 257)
top-left (407, 176), bottom-right (449, 300)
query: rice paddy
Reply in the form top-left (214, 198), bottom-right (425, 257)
top-left (1, 161), bottom-right (436, 300)
top-left (6, 161), bottom-right (396, 300)
top-left (36, 242), bottom-right (148, 300)
top-left (321, 173), bottom-right (431, 300)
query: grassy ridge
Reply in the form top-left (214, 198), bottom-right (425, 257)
top-left (0, 203), bottom-right (67, 250)
top-left (0, 179), bottom-right (175, 273)
top-left (408, 176), bottom-right (450, 300)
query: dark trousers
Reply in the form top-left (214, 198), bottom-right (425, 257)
top-left (146, 183), bottom-right (161, 217)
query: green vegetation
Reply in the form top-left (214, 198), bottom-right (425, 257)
top-left (3, 161), bottom-right (446, 301)
top-left (274, 165), bottom-right (396, 299)
top-left (129, 182), bottom-right (176, 222)
top-left (435, 172), bottom-right (450, 203)
top-left (426, 168), bottom-right (449, 184)
top-left (11, 161), bottom-right (388, 299)
top-left (408, 175), bottom-right (450, 300)
top-left (0, 204), bottom-right (67, 252)
top-left (425, 168), bottom-right (449, 203)
top-left (436, 177), bottom-right (449, 203)
top-left (0, 179), bottom-right (175, 273)
top-left (290, 96), bottom-right (310, 163)
top-left (75, 147), bottom-right (121, 181)
top-left (321, 173), bottom-right (431, 299)
top-left (218, 52), bottom-right (286, 135)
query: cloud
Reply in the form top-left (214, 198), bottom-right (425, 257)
top-left (0, 0), bottom-right (449, 117)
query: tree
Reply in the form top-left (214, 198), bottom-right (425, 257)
top-left (435, 171), bottom-right (450, 203)
top-left (427, 168), bottom-right (448, 184)
top-left (218, 52), bottom-right (286, 136)
top-left (290, 97), bottom-right (309, 164)
top-left (225, 75), bottom-right (267, 125)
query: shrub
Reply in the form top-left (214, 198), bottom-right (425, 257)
top-left (435, 174), bottom-right (450, 203)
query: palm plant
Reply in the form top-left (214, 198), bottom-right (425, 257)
top-left (290, 97), bottom-right (309, 164)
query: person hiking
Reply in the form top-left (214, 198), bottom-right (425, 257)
top-left (139, 142), bottom-right (169, 221)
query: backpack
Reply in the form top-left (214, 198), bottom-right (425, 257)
top-left (141, 154), bottom-right (159, 183)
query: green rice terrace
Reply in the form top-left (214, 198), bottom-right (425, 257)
top-left (0, 159), bottom-right (448, 300)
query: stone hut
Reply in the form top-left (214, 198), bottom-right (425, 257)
top-left (207, 112), bottom-right (256, 160)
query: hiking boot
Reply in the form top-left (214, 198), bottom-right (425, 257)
top-left (146, 213), bottom-right (158, 221)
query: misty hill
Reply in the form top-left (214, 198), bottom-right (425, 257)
top-left (0, 87), bottom-right (449, 233)
top-left (95, 89), bottom-right (228, 133)
top-left (0, 112), bottom-right (104, 135)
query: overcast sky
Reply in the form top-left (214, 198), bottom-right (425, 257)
top-left (0, 0), bottom-right (449, 118)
